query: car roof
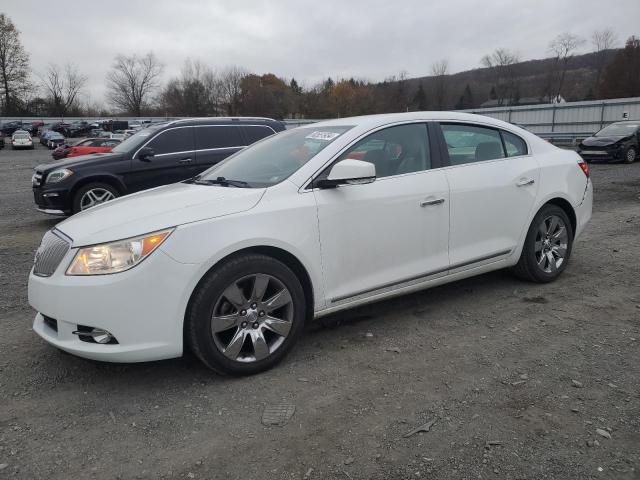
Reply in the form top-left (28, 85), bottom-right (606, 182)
top-left (165, 117), bottom-right (283, 127)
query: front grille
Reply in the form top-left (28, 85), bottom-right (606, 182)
top-left (33, 230), bottom-right (71, 277)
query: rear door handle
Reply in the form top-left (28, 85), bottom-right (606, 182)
top-left (420, 198), bottom-right (445, 207)
top-left (178, 157), bottom-right (193, 164)
top-left (516, 178), bottom-right (535, 187)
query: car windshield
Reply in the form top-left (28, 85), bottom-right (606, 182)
top-left (14, 134), bottom-right (29, 139)
top-left (111, 125), bottom-right (163, 153)
top-left (198, 125), bottom-right (353, 187)
top-left (595, 123), bottom-right (640, 136)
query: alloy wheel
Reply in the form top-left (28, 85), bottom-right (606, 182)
top-left (626, 148), bottom-right (637, 163)
top-left (80, 188), bottom-right (115, 210)
top-left (211, 273), bottom-right (294, 363)
top-left (535, 215), bottom-right (568, 273)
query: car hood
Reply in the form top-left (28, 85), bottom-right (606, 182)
top-left (36, 152), bottom-right (125, 172)
top-left (580, 135), bottom-right (629, 147)
top-left (56, 182), bottom-right (267, 246)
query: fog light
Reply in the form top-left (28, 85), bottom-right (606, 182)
top-left (72, 327), bottom-right (115, 344)
top-left (91, 329), bottom-right (114, 344)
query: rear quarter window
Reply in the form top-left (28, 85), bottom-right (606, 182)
top-left (501, 130), bottom-right (528, 157)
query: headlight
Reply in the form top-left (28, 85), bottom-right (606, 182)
top-left (46, 168), bottom-right (73, 184)
top-left (66, 229), bottom-right (174, 275)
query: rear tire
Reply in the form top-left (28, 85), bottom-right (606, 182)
top-left (512, 204), bottom-right (574, 283)
top-left (186, 253), bottom-right (306, 376)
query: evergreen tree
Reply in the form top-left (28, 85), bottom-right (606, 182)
top-left (455, 84), bottom-right (475, 109)
top-left (412, 83), bottom-right (427, 110)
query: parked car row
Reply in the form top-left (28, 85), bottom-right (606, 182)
top-left (1, 120), bottom-right (43, 137)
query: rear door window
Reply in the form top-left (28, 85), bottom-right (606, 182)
top-left (146, 127), bottom-right (194, 155)
top-left (195, 126), bottom-right (245, 150)
top-left (440, 123), bottom-right (505, 165)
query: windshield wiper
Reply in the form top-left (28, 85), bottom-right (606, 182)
top-left (194, 176), bottom-right (250, 188)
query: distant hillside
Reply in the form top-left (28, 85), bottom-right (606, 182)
top-left (401, 49), bottom-right (620, 110)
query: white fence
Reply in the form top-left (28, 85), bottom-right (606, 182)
top-left (459, 96), bottom-right (640, 135)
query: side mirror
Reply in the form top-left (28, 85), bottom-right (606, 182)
top-left (138, 147), bottom-right (155, 161)
top-left (316, 159), bottom-right (376, 189)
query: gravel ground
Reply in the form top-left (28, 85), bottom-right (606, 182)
top-left (0, 142), bottom-right (639, 480)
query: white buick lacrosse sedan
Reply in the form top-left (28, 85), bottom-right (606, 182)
top-left (28, 112), bottom-right (592, 375)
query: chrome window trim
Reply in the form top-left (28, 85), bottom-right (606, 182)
top-left (438, 120), bottom-right (532, 160)
top-left (134, 124), bottom-right (277, 158)
top-left (300, 119), bottom-right (535, 192)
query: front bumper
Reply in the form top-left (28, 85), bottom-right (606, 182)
top-left (33, 187), bottom-right (72, 214)
top-left (578, 146), bottom-right (624, 161)
top-left (28, 246), bottom-right (200, 363)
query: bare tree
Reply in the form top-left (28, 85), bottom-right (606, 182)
top-left (40, 63), bottom-right (87, 116)
top-left (106, 52), bottom-right (163, 116)
top-left (0, 14), bottom-right (31, 115)
top-left (217, 65), bottom-right (248, 115)
top-left (592, 28), bottom-right (618, 92)
top-left (431, 60), bottom-right (448, 110)
top-left (548, 33), bottom-right (585, 100)
top-left (481, 48), bottom-right (520, 105)
top-left (160, 59), bottom-right (220, 116)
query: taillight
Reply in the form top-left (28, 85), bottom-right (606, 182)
top-left (578, 160), bottom-right (590, 178)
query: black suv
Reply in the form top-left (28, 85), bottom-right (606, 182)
top-left (32, 117), bottom-right (285, 215)
top-left (578, 121), bottom-right (639, 164)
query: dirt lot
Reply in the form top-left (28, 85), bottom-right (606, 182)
top-left (0, 142), bottom-right (639, 480)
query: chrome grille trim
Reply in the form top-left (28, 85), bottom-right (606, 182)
top-left (33, 230), bottom-right (71, 277)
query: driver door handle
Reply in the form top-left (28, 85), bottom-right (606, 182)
top-left (420, 198), bottom-right (445, 207)
top-left (178, 157), bottom-right (193, 164)
top-left (516, 178), bottom-right (535, 187)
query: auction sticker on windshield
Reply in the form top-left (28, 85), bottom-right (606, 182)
top-left (305, 131), bottom-right (341, 141)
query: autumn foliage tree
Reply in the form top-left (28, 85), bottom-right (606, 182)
top-left (239, 73), bottom-right (291, 119)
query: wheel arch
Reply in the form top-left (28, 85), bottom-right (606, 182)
top-left (544, 197), bottom-right (577, 236)
top-left (69, 174), bottom-right (126, 201)
top-left (182, 245), bottom-right (316, 340)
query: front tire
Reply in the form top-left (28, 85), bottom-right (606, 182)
top-left (512, 204), bottom-right (574, 283)
top-left (623, 146), bottom-right (637, 164)
top-left (186, 253), bottom-right (306, 376)
top-left (72, 182), bottom-right (119, 213)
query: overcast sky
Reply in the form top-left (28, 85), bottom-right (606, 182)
top-left (8, 0), bottom-right (640, 105)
